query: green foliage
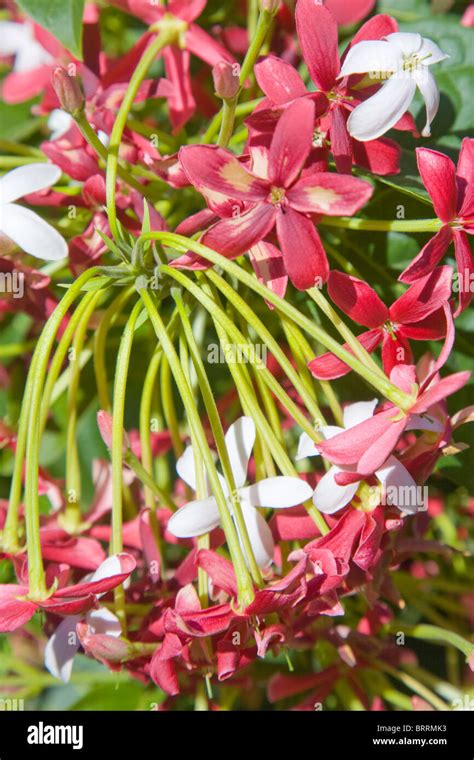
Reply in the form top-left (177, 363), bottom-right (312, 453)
top-left (16, 0), bottom-right (85, 59)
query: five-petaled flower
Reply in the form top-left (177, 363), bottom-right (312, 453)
top-left (400, 140), bottom-right (474, 315)
top-left (168, 416), bottom-right (313, 567)
top-left (175, 99), bottom-right (373, 290)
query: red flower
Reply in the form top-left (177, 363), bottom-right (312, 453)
top-left (400, 140), bottom-right (474, 315)
top-left (175, 99), bottom-right (372, 290)
top-left (309, 266), bottom-right (453, 378)
top-left (0, 553), bottom-right (135, 633)
top-left (250, 5), bottom-right (409, 175)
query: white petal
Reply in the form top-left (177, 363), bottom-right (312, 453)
top-left (176, 446), bottom-right (197, 490)
top-left (0, 22), bottom-right (31, 56)
top-left (0, 203), bottom-right (67, 261)
top-left (224, 416), bottom-right (255, 488)
top-left (87, 607), bottom-right (122, 637)
top-left (416, 37), bottom-right (449, 66)
top-left (413, 68), bottom-right (440, 138)
top-left (406, 413), bottom-right (444, 434)
top-left (313, 466), bottom-right (359, 515)
top-left (90, 554), bottom-right (122, 583)
top-left (385, 32), bottom-right (422, 56)
top-left (167, 497), bottom-right (221, 538)
top-left (240, 501), bottom-right (275, 568)
top-left (347, 75), bottom-right (417, 142)
top-left (44, 616), bottom-right (80, 683)
top-left (342, 399), bottom-right (378, 430)
top-left (0, 164), bottom-right (62, 204)
top-left (48, 110), bottom-right (73, 141)
top-left (320, 425), bottom-right (345, 440)
top-left (241, 476), bottom-right (313, 508)
top-left (296, 431), bottom-right (319, 460)
top-left (339, 40), bottom-right (402, 78)
top-left (376, 455), bottom-right (420, 514)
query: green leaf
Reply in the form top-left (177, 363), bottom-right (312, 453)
top-left (16, 0), bottom-right (85, 60)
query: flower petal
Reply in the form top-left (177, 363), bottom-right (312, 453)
top-left (339, 40), bottom-right (402, 78)
top-left (296, 431), bottom-right (320, 460)
top-left (375, 455), bottom-right (420, 514)
top-left (179, 145), bottom-right (268, 202)
top-left (328, 270), bottom-right (389, 328)
top-left (412, 68), bottom-right (440, 138)
top-left (399, 226), bottom-right (452, 284)
top-left (347, 76), bottom-right (416, 142)
top-left (240, 501), bottom-right (275, 568)
top-left (308, 329), bottom-right (383, 380)
top-left (0, 584), bottom-right (36, 632)
top-left (417, 37), bottom-right (450, 66)
top-left (199, 203), bottom-right (277, 260)
top-left (385, 33), bottom-right (422, 56)
top-left (268, 99), bottom-right (315, 188)
top-left (313, 466), bottom-right (359, 515)
top-left (342, 399), bottom-right (378, 430)
top-left (288, 171), bottom-right (373, 216)
top-left (276, 207), bottom-right (329, 289)
top-left (44, 616), bottom-right (81, 682)
top-left (176, 446), bottom-right (197, 490)
top-left (453, 229), bottom-right (474, 315)
top-left (0, 163), bottom-right (62, 204)
top-left (255, 55), bottom-right (307, 105)
top-left (1, 203), bottom-right (68, 261)
top-left (390, 265), bottom-right (453, 324)
top-left (241, 476), bottom-right (313, 508)
top-left (457, 138), bottom-right (474, 218)
top-left (167, 498), bottom-right (221, 538)
top-left (295, 1), bottom-right (340, 92)
top-left (225, 416), bottom-right (255, 489)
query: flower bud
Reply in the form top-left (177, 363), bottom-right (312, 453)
top-left (97, 410), bottom-right (130, 453)
top-left (51, 67), bottom-right (84, 116)
top-left (77, 624), bottom-right (132, 665)
top-left (212, 61), bottom-right (240, 100)
top-left (259, 0), bottom-right (280, 14)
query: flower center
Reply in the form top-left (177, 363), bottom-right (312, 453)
top-left (402, 52), bottom-right (432, 72)
top-left (312, 127), bottom-right (329, 148)
top-left (268, 186), bottom-right (286, 206)
top-left (383, 321), bottom-right (398, 339)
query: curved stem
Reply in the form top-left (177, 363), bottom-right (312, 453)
top-left (94, 287), bottom-right (135, 411)
top-left (320, 217), bottom-right (443, 232)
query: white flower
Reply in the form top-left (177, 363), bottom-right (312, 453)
top-left (340, 32), bottom-right (449, 141)
top-left (44, 556), bottom-right (124, 682)
top-left (47, 109), bottom-right (74, 140)
top-left (0, 21), bottom-right (53, 72)
top-left (0, 164), bottom-right (68, 260)
top-left (297, 400), bottom-right (426, 516)
top-left (168, 416), bottom-right (313, 567)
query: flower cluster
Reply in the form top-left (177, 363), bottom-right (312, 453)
top-left (0, 0), bottom-right (472, 712)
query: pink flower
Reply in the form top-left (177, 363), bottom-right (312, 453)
top-left (317, 365), bottom-right (470, 478)
top-left (109, 0), bottom-right (234, 131)
top-left (309, 266), bottom-right (453, 378)
top-left (174, 99), bottom-right (372, 290)
top-left (323, 0), bottom-right (376, 26)
top-left (400, 140), bottom-right (474, 315)
top-left (0, 553), bottom-right (135, 633)
top-left (251, 4), bottom-right (408, 175)
top-left (461, 4), bottom-right (474, 27)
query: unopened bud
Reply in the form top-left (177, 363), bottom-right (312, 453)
top-left (77, 624), bottom-right (132, 664)
top-left (51, 67), bottom-right (84, 116)
top-left (212, 61), bottom-right (240, 100)
top-left (259, 0), bottom-right (280, 14)
top-left (97, 410), bottom-right (130, 453)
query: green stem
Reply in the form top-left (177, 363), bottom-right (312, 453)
top-left (320, 217), bottom-right (443, 232)
top-left (105, 27), bottom-right (177, 238)
top-left (111, 299), bottom-right (143, 630)
top-left (94, 287), bottom-right (135, 411)
top-left (140, 289), bottom-right (255, 608)
top-left (23, 268), bottom-right (101, 598)
top-left (173, 289), bottom-right (263, 587)
top-left (142, 232), bottom-right (414, 411)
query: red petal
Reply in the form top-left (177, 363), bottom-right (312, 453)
top-left (276, 207), bottom-right (329, 289)
top-left (255, 56), bottom-right (308, 105)
top-left (352, 137), bottom-right (401, 176)
top-left (0, 585), bottom-right (36, 632)
top-left (325, 0), bottom-right (376, 26)
top-left (179, 145), bottom-right (268, 202)
top-left (308, 329), bottom-right (383, 380)
top-left (416, 147), bottom-right (457, 223)
top-left (328, 270), bottom-right (389, 327)
top-left (268, 99), bottom-right (315, 187)
top-left (163, 47), bottom-right (195, 133)
top-left (249, 240), bottom-right (288, 304)
top-left (412, 372), bottom-right (471, 414)
top-left (399, 226), bottom-right (452, 284)
top-left (288, 171), bottom-right (373, 215)
top-left (346, 13), bottom-right (398, 46)
top-left (453, 229), bottom-right (474, 315)
top-left (53, 553), bottom-right (136, 598)
top-left (390, 266), bottom-right (453, 324)
top-left (330, 105), bottom-right (353, 174)
top-left (296, 1), bottom-right (340, 92)
top-left (457, 138), bottom-right (474, 218)
top-left (381, 331), bottom-right (413, 376)
top-left (195, 549), bottom-right (238, 598)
